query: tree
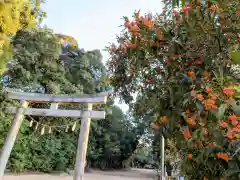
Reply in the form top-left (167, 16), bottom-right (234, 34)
top-left (87, 106), bottom-right (144, 169)
top-left (8, 28), bottom-right (69, 93)
top-left (0, 0), bottom-right (45, 74)
top-left (107, 1), bottom-right (240, 179)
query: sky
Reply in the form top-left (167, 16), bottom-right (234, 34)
top-left (42, 0), bottom-right (163, 112)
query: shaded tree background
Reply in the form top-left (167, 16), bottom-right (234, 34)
top-left (106, 0), bottom-right (240, 179)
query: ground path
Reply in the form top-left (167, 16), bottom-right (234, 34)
top-left (3, 168), bottom-right (156, 180)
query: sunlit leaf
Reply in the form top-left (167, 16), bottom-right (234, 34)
top-left (230, 51), bottom-right (240, 65)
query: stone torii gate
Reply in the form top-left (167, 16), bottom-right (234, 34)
top-left (0, 89), bottom-right (111, 180)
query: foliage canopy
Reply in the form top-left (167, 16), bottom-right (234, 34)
top-left (0, 0), bottom-right (45, 74)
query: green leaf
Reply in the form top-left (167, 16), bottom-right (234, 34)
top-left (172, 0), bottom-right (177, 7)
top-left (234, 95), bottom-right (240, 99)
top-left (230, 51), bottom-right (240, 64)
top-left (230, 100), bottom-right (240, 116)
top-left (183, 98), bottom-right (189, 106)
top-left (181, 0), bottom-right (186, 8)
top-left (225, 165), bottom-right (240, 176)
top-left (195, 102), bottom-right (204, 115)
top-left (211, 104), bottom-right (227, 119)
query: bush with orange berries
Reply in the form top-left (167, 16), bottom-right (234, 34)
top-left (107, 0), bottom-right (240, 179)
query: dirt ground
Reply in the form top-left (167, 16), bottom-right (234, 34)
top-left (3, 168), bottom-right (156, 180)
